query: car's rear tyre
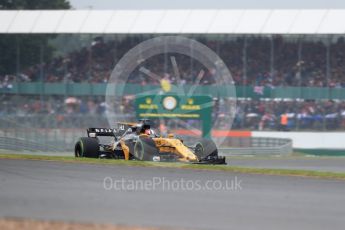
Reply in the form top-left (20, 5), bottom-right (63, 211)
top-left (194, 138), bottom-right (218, 159)
top-left (75, 137), bottom-right (99, 158)
top-left (133, 136), bottom-right (159, 161)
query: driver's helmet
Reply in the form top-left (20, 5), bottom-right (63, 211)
top-left (144, 129), bottom-right (151, 135)
top-left (137, 119), bottom-right (156, 136)
top-left (143, 128), bottom-right (156, 137)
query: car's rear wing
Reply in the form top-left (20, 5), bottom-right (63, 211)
top-left (87, 128), bottom-right (116, 137)
top-left (87, 122), bottom-right (140, 137)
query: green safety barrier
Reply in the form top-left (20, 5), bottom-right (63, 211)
top-left (2, 82), bottom-right (345, 99)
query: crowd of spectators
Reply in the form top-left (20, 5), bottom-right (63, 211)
top-left (2, 35), bottom-right (345, 87)
top-left (0, 95), bottom-right (106, 115)
top-left (3, 35), bottom-right (345, 131)
top-left (0, 75), bottom-right (14, 90)
top-left (232, 99), bottom-right (345, 130)
top-left (1, 95), bottom-right (345, 131)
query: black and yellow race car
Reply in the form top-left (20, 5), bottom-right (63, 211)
top-left (74, 119), bottom-right (226, 164)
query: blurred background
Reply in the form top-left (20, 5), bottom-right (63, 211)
top-left (1, 0), bottom-right (345, 154)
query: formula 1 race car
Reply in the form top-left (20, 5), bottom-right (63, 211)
top-left (74, 119), bottom-right (226, 164)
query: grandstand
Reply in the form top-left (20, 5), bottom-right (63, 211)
top-left (1, 9), bottom-right (345, 153)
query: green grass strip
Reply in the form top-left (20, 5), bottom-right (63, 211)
top-left (1, 153), bottom-right (345, 180)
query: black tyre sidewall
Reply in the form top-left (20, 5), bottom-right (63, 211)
top-left (76, 137), bottom-right (99, 158)
top-left (133, 136), bottom-right (158, 161)
top-left (75, 142), bottom-right (82, 157)
top-left (195, 138), bottom-right (218, 159)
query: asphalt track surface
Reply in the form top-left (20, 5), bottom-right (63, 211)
top-left (0, 159), bottom-right (345, 230)
top-left (228, 157), bottom-right (345, 172)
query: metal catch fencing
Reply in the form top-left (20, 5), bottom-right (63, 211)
top-left (0, 115), bottom-right (292, 155)
top-left (219, 137), bottom-right (293, 156)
